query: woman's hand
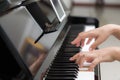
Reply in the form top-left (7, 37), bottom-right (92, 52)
top-left (70, 47), bottom-right (120, 71)
top-left (71, 24), bottom-right (118, 50)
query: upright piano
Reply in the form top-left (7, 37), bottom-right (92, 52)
top-left (0, 0), bottom-right (100, 80)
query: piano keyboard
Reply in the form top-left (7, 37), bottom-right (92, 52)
top-left (43, 24), bottom-right (95, 80)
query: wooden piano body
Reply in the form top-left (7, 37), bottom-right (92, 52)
top-left (0, 1), bottom-right (100, 80)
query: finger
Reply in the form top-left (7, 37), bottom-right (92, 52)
top-left (79, 56), bottom-right (86, 68)
top-left (90, 37), bottom-right (102, 50)
top-left (69, 53), bottom-right (80, 61)
top-left (71, 32), bottom-right (86, 45)
top-left (76, 42), bottom-right (81, 47)
top-left (88, 59), bottom-right (100, 71)
top-left (71, 34), bottom-right (82, 45)
top-left (76, 53), bottom-right (85, 67)
top-left (81, 39), bottom-right (85, 47)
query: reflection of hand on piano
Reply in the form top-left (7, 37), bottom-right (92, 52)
top-left (29, 53), bottom-right (46, 76)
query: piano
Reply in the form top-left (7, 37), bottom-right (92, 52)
top-left (0, 0), bottom-right (101, 80)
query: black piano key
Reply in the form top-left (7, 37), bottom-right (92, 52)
top-left (51, 63), bottom-right (77, 66)
top-left (53, 59), bottom-right (75, 64)
top-left (57, 52), bottom-right (77, 56)
top-left (46, 76), bottom-right (76, 79)
top-left (66, 36), bottom-right (78, 42)
top-left (51, 63), bottom-right (78, 66)
top-left (53, 60), bottom-right (74, 63)
top-left (69, 30), bottom-right (80, 34)
top-left (51, 63), bottom-right (78, 68)
top-left (47, 71), bottom-right (77, 75)
top-left (70, 24), bottom-right (85, 30)
top-left (51, 65), bottom-right (78, 68)
top-left (50, 66), bottom-right (79, 71)
top-left (56, 54), bottom-right (74, 57)
top-left (63, 48), bottom-right (80, 53)
top-left (65, 39), bottom-right (74, 43)
top-left (55, 56), bottom-right (72, 58)
top-left (64, 39), bottom-right (74, 43)
top-left (53, 56), bottom-right (76, 63)
top-left (51, 65), bottom-right (78, 69)
top-left (65, 44), bottom-right (78, 48)
top-left (54, 57), bottom-right (72, 61)
top-left (63, 42), bottom-right (71, 46)
top-left (66, 35), bottom-right (77, 38)
top-left (64, 44), bottom-right (76, 47)
top-left (46, 73), bottom-right (77, 78)
top-left (49, 68), bottom-right (78, 72)
top-left (47, 71), bottom-right (77, 74)
top-left (55, 56), bottom-right (71, 58)
top-left (49, 69), bottom-right (77, 71)
top-left (50, 66), bottom-right (79, 70)
top-left (47, 72), bottom-right (78, 78)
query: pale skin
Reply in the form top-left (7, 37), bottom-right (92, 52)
top-left (69, 24), bottom-right (120, 71)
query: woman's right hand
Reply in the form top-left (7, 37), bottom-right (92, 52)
top-left (71, 24), bottom-right (116, 50)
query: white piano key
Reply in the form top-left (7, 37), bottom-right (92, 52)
top-left (75, 71), bottom-right (95, 80)
top-left (84, 25), bottom-right (95, 32)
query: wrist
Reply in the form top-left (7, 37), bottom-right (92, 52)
top-left (106, 24), bottom-right (120, 35)
top-left (112, 47), bottom-right (120, 61)
top-left (101, 24), bottom-right (117, 35)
